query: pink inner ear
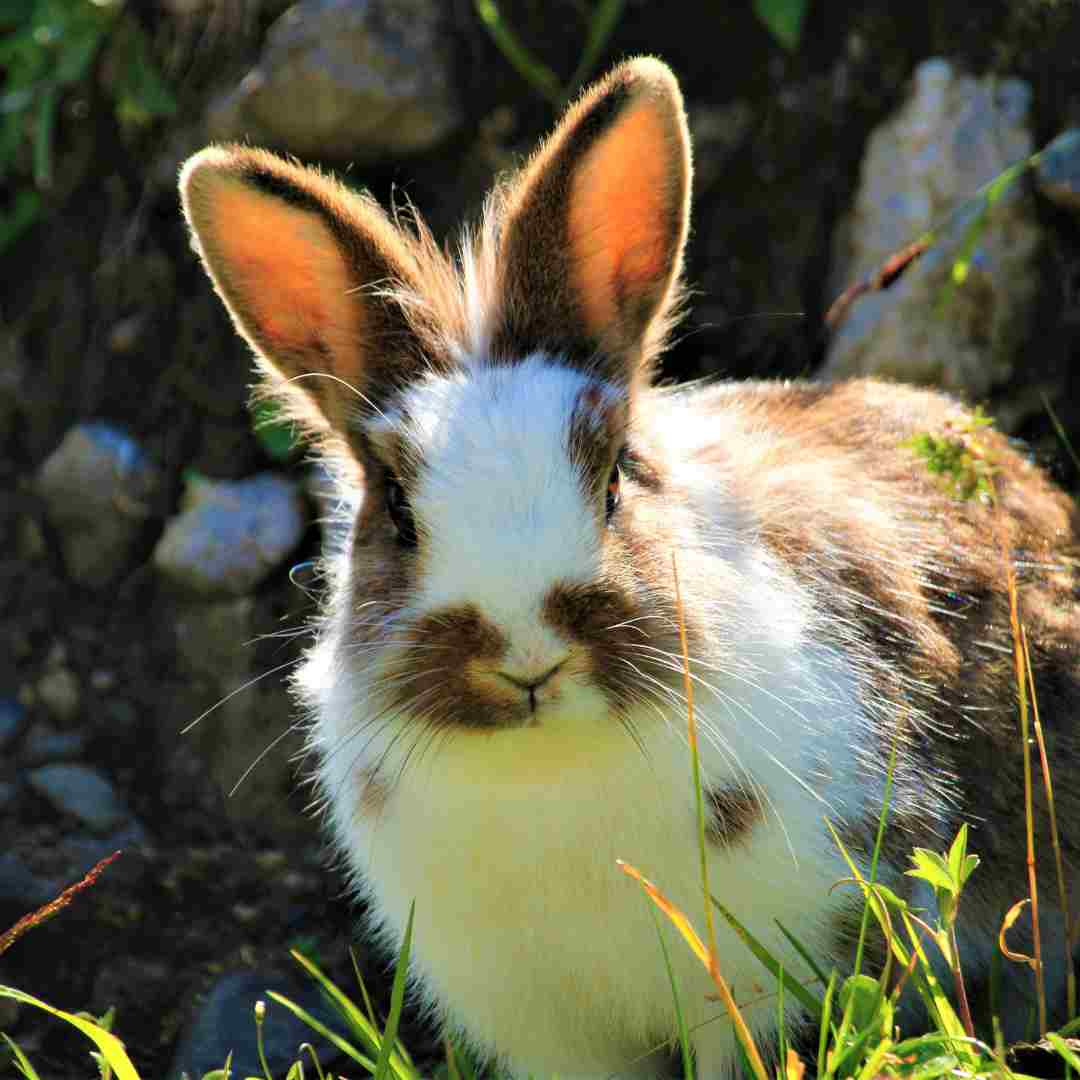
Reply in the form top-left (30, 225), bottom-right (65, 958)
top-left (210, 182), bottom-right (361, 360)
top-left (568, 103), bottom-right (676, 338)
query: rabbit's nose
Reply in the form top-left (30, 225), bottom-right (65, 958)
top-left (497, 658), bottom-right (566, 692)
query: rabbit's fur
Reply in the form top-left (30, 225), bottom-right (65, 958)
top-left (181, 58), bottom-right (1080, 1077)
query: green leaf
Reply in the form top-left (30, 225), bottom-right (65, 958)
top-left (837, 973), bottom-right (882, 1033)
top-left (752, 0), bottom-right (807, 51)
top-left (0, 987), bottom-right (140, 1080)
top-left (1048, 1033), bottom-right (1080, 1073)
top-left (946, 825), bottom-right (980, 890)
top-left (906, 848), bottom-right (955, 895)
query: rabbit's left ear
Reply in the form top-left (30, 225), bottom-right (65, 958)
top-left (493, 57), bottom-right (691, 380)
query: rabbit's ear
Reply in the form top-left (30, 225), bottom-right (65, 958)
top-left (180, 146), bottom-right (424, 443)
top-left (494, 57), bottom-right (691, 381)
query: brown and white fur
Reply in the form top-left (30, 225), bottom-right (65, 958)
top-left (180, 58), bottom-right (1080, 1077)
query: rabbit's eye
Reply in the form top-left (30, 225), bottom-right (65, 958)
top-left (606, 458), bottom-right (621, 522)
top-left (386, 479), bottom-right (417, 547)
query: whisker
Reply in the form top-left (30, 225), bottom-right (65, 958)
top-left (181, 658), bottom-right (301, 734)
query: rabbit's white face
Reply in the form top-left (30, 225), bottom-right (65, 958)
top-left (366, 357), bottom-right (608, 723)
top-left (334, 347), bottom-right (701, 748)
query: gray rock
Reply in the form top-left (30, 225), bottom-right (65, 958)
top-left (824, 59), bottom-right (1040, 405)
top-left (0, 697), bottom-right (27, 751)
top-left (0, 852), bottom-right (59, 910)
top-left (27, 764), bottom-right (129, 833)
top-left (36, 422), bottom-right (160, 587)
top-left (36, 667), bottom-right (81, 722)
top-left (153, 472), bottom-right (306, 596)
top-left (21, 722), bottom-right (88, 764)
top-left (174, 596), bottom-right (255, 689)
top-left (167, 969), bottom-right (344, 1080)
top-left (207, 0), bottom-right (461, 162)
top-left (1036, 128), bottom-right (1080, 214)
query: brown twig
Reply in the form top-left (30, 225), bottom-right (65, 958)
top-left (0, 851), bottom-right (121, 956)
top-left (824, 236), bottom-right (933, 332)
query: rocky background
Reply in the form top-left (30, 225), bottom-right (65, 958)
top-left (2, 1), bottom-right (1080, 1076)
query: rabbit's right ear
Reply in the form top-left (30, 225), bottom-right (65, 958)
top-left (180, 146), bottom-right (425, 447)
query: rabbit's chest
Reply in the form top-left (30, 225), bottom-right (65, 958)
top-left (353, 722), bottom-right (850, 1054)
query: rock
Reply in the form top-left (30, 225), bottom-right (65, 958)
top-left (167, 969), bottom-right (344, 1080)
top-left (171, 597), bottom-right (308, 833)
top-left (0, 781), bottom-right (19, 814)
top-left (174, 596), bottom-right (255, 688)
top-left (0, 852), bottom-right (59, 910)
top-left (27, 764), bottom-right (130, 833)
top-left (823, 59), bottom-right (1040, 405)
top-left (36, 667), bottom-right (81, 721)
top-left (153, 472), bottom-right (306, 596)
top-left (0, 697), bottom-right (27, 751)
top-left (1036, 128), bottom-right (1080, 214)
top-left (21, 722), bottom-right (88, 764)
top-left (206, 0), bottom-right (461, 162)
top-left (36, 422), bottom-right (160, 588)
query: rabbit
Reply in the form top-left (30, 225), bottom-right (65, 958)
top-left (179, 57), bottom-right (1080, 1078)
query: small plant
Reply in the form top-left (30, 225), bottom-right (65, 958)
top-left (904, 825), bottom-right (981, 1036)
top-left (474, 0), bottom-right (809, 108)
top-left (0, 0), bottom-right (176, 251)
top-left (902, 406), bottom-right (997, 502)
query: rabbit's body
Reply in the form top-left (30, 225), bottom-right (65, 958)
top-left (181, 58), bottom-right (1080, 1078)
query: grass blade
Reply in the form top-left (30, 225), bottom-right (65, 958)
top-left (264, 991), bottom-right (376, 1073)
top-left (1049, 1033), bottom-right (1080, 1073)
top-left (288, 949), bottom-right (411, 1074)
top-left (816, 970), bottom-right (836, 1080)
top-left (618, 860), bottom-right (768, 1080)
top-left (649, 902), bottom-right (694, 1080)
top-left (567, 0), bottom-right (625, 94)
top-left (473, 0), bottom-right (562, 106)
top-left (374, 900), bottom-right (415, 1080)
top-left (2, 1034), bottom-right (42, 1080)
top-left (710, 896), bottom-right (822, 1018)
top-left (774, 921), bottom-right (830, 988)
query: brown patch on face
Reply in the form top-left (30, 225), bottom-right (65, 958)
top-left (565, 383), bottom-right (628, 507)
top-left (382, 604), bottom-right (523, 729)
top-left (704, 785), bottom-right (762, 847)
